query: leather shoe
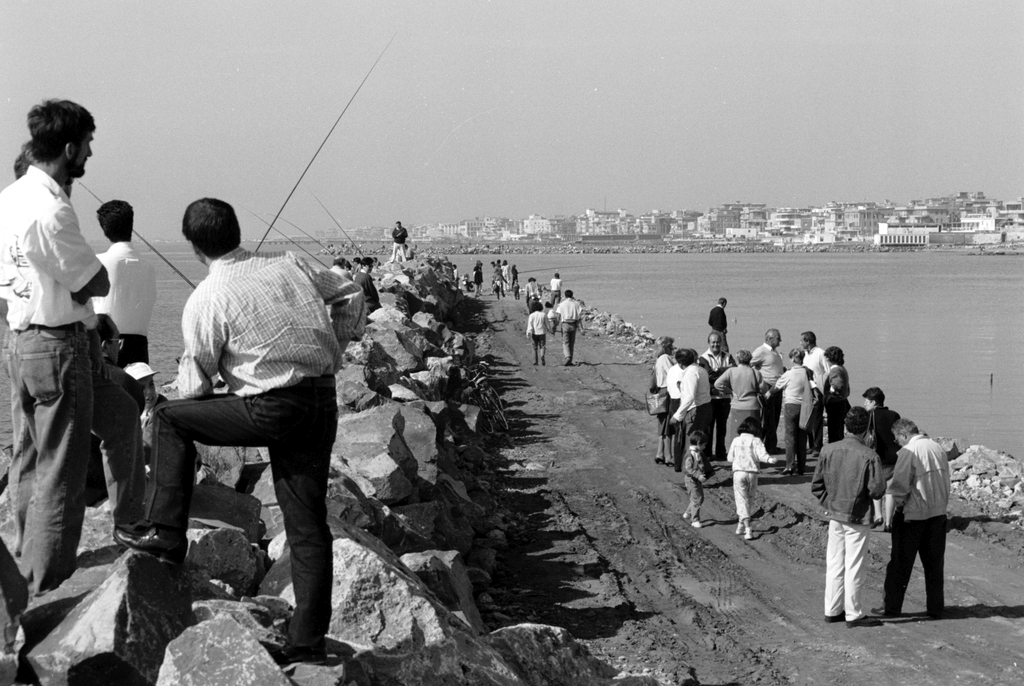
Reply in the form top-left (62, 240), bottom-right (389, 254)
top-left (870, 606), bottom-right (900, 617)
top-left (846, 615), bottom-right (882, 628)
top-left (824, 612), bottom-right (846, 624)
top-left (113, 524), bottom-right (188, 564)
top-left (268, 644), bottom-right (327, 666)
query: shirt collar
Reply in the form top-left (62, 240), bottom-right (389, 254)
top-left (208, 246), bottom-right (250, 274)
top-left (25, 165), bottom-right (66, 200)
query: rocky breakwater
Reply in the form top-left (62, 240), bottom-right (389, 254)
top-left (0, 258), bottom-right (656, 686)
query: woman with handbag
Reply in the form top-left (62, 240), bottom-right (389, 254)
top-left (649, 336), bottom-right (675, 465)
top-left (823, 346), bottom-right (850, 444)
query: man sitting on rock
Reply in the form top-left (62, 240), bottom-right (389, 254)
top-left (115, 198), bottom-right (365, 665)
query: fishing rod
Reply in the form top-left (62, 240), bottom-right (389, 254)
top-left (309, 190), bottom-right (365, 258)
top-left (241, 207), bottom-right (329, 267)
top-left (254, 33), bottom-right (397, 253)
top-left (274, 215), bottom-right (332, 252)
top-left (75, 181), bottom-right (197, 289)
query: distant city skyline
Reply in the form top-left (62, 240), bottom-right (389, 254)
top-left (3, 2), bottom-right (1023, 241)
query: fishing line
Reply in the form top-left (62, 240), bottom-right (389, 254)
top-left (254, 32), bottom-right (397, 253)
top-left (75, 181), bottom-right (197, 289)
top-left (309, 190), bottom-right (365, 258)
top-left (241, 207), bottom-right (329, 267)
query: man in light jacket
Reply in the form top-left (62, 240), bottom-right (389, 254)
top-left (811, 406), bottom-right (886, 628)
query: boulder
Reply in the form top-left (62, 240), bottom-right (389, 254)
top-left (186, 528), bottom-right (266, 597)
top-left (368, 306), bottom-right (413, 328)
top-left (396, 405), bottom-right (443, 477)
top-left (392, 501), bottom-right (475, 556)
top-left (27, 551), bottom-right (194, 686)
top-left (327, 476), bottom-right (433, 555)
top-left (0, 538), bottom-right (27, 686)
top-left (486, 624), bottom-right (618, 686)
top-left (344, 339), bottom-right (401, 388)
top-left (191, 599), bottom-right (289, 652)
top-left (388, 384), bottom-right (423, 402)
top-left (365, 328), bottom-right (425, 374)
top-left (339, 381), bottom-right (388, 412)
top-left (189, 483), bottom-right (264, 544)
top-left (333, 406), bottom-right (418, 481)
top-left (195, 445), bottom-right (264, 489)
top-left (400, 550), bottom-right (486, 634)
top-left (156, 614), bottom-right (290, 686)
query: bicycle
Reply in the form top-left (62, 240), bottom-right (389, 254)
top-left (453, 361), bottom-right (509, 433)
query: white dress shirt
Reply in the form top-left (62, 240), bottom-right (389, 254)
top-left (94, 241), bottom-right (157, 336)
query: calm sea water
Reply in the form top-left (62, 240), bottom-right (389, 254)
top-left (2, 245), bottom-right (1021, 459)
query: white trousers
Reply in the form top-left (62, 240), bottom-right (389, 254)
top-left (825, 519), bottom-right (870, 620)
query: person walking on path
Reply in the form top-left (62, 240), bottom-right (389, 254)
top-left (876, 419), bottom-right (950, 620)
top-left (862, 387), bottom-right (901, 527)
top-left (708, 297), bottom-right (729, 352)
top-left (549, 272), bottom-right (562, 307)
top-left (823, 346), bottom-right (850, 444)
top-left (727, 416), bottom-right (777, 540)
top-left (811, 406), bottom-right (886, 628)
top-left (651, 336), bottom-right (675, 465)
top-left (524, 277), bottom-right (541, 312)
top-left (525, 300), bottom-right (547, 366)
top-left (114, 198), bottom-right (365, 666)
top-left (555, 289), bottom-right (583, 365)
top-left (93, 199), bottom-right (157, 367)
top-left (682, 431), bottom-right (709, 528)
top-left (751, 328), bottom-right (785, 453)
top-left (767, 348), bottom-right (813, 475)
top-left (714, 348), bottom-right (762, 452)
top-left (0, 99), bottom-right (117, 596)
top-left (699, 331), bottom-right (735, 462)
top-left (473, 262), bottom-right (483, 297)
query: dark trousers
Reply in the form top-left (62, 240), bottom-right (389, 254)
top-left (705, 398), bottom-right (731, 460)
top-left (883, 512), bottom-right (947, 618)
top-left (144, 379), bottom-right (338, 647)
top-left (783, 403), bottom-right (807, 473)
top-left (116, 333), bottom-right (149, 367)
top-left (674, 403), bottom-right (714, 476)
top-left (761, 391), bottom-right (783, 453)
top-left (808, 401), bottom-right (824, 453)
top-left (825, 399), bottom-right (850, 444)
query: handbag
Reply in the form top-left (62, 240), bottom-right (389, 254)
top-left (864, 411), bottom-right (876, 450)
top-left (646, 388), bottom-right (669, 416)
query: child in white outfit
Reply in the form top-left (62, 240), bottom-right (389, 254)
top-left (727, 416), bottom-right (777, 539)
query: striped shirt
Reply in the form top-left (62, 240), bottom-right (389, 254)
top-left (178, 248), bottom-right (364, 398)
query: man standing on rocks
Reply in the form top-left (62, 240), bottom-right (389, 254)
top-left (555, 288), bottom-right (584, 366)
top-left (751, 328), bottom-right (784, 453)
top-left (708, 297), bottom-right (729, 352)
top-left (811, 406), bottom-right (886, 628)
top-left (115, 198), bottom-right (365, 665)
top-left (0, 99), bottom-right (114, 596)
top-left (876, 419), bottom-right (950, 620)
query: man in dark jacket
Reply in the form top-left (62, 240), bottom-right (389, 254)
top-left (708, 297), bottom-right (728, 351)
top-left (811, 406), bottom-right (886, 628)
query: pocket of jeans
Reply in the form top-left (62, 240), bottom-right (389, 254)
top-left (248, 392), bottom-right (311, 441)
top-left (18, 349), bottom-right (65, 403)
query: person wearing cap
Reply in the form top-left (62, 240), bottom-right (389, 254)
top-left (124, 361), bottom-right (165, 465)
top-left (114, 198), bottom-right (365, 666)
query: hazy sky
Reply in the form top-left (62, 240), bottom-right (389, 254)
top-left (3, 1), bottom-right (1022, 241)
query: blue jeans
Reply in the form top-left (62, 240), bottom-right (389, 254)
top-left (144, 379), bottom-right (338, 648)
top-left (9, 327), bottom-right (93, 595)
top-left (561, 322), bottom-right (578, 362)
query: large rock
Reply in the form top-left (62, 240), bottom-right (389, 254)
top-left (156, 614), bottom-right (290, 686)
top-left (191, 599), bottom-right (289, 652)
top-left (486, 624), bottom-right (621, 686)
top-left (344, 339), bottom-right (401, 388)
top-left (189, 483), bottom-right (264, 544)
top-left (401, 550), bottom-right (486, 634)
top-left (392, 501), bottom-right (475, 556)
top-left (333, 406), bottom-right (418, 480)
top-left (27, 551), bottom-right (194, 686)
top-left (327, 476), bottom-right (433, 555)
top-left (368, 305), bottom-right (413, 328)
top-left (396, 405), bottom-right (443, 479)
top-left (186, 528), bottom-right (266, 597)
top-left (334, 451), bottom-right (413, 505)
top-left (0, 538), bottom-right (27, 686)
top-left (365, 327), bottom-right (425, 374)
top-left (195, 445), bottom-right (264, 489)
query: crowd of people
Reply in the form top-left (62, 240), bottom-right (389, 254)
top-left (0, 99), bottom-right (366, 666)
top-left (649, 298), bottom-right (951, 629)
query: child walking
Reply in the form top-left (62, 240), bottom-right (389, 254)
top-left (683, 430), bottom-right (709, 528)
top-left (727, 417), bottom-right (778, 540)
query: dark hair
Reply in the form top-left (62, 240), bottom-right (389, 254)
top-left (97, 200), bottom-right (134, 242)
top-left (801, 331), bottom-right (817, 347)
top-left (718, 297), bottom-right (727, 306)
top-left (554, 272), bottom-right (559, 278)
top-left (738, 417), bottom-right (760, 436)
top-left (530, 300), bottom-right (543, 313)
top-left (13, 144), bottom-right (31, 179)
top-left (824, 346), bottom-right (845, 366)
top-left (26, 99), bottom-right (95, 163)
top-left (182, 198), bottom-right (241, 259)
top-left (689, 430), bottom-right (707, 446)
top-left (544, 301), bottom-right (552, 308)
top-left (674, 348), bottom-right (695, 366)
top-left (862, 387), bottom-right (885, 405)
top-left (564, 289), bottom-right (574, 298)
top-left (96, 315), bottom-right (119, 343)
top-left (844, 406), bottom-right (870, 435)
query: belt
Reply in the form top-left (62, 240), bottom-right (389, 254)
top-left (292, 375), bottom-right (336, 388)
top-left (21, 322), bottom-right (86, 333)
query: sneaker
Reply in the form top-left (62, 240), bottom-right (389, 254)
top-left (682, 512), bottom-right (691, 520)
top-left (744, 529), bottom-right (754, 540)
top-left (846, 615), bottom-right (883, 628)
top-left (691, 520), bottom-right (703, 529)
top-left (735, 524), bottom-right (745, 535)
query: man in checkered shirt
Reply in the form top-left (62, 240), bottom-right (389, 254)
top-left (116, 197), bottom-right (364, 665)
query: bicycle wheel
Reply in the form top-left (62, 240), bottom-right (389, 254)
top-left (479, 387), bottom-right (509, 431)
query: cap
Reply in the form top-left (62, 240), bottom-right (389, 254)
top-left (124, 362), bottom-right (157, 382)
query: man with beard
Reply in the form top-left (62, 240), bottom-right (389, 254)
top-left (0, 100), bottom-right (113, 595)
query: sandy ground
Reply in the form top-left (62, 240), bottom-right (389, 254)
top-left (467, 295), bottom-right (1024, 686)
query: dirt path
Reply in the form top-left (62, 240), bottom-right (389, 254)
top-left (470, 296), bottom-right (1024, 686)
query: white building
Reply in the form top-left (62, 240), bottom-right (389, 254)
top-left (874, 222), bottom-right (936, 246)
top-left (725, 227), bottom-right (758, 240)
top-left (958, 212), bottom-right (998, 232)
top-left (522, 214), bottom-right (552, 235)
top-left (804, 231), bottom-right (836, 244)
